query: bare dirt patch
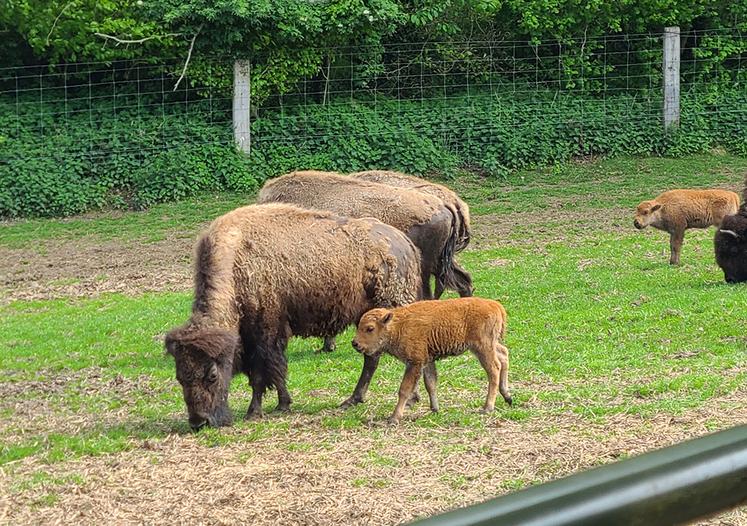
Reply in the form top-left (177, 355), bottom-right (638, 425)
top-left (0, 233), bottom-right (195, 303)
top-left (0, 368), bottom-right (170, 443)
top-left (2, 388), bottom-right (745, 526)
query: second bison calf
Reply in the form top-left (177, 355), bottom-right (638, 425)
top-left (634, 189), bottom-right (740, 265)
top-left (352, 297), bottom-right (512, 424)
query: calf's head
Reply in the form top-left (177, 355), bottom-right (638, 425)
top-left (352, 309), bottom-right (394, 357)
top-left (634, 200), bottom-right (662, 230)
top-left (714, 212), bottom-right (747, 284)
top-left (165, 327), bottom-right (239, 430)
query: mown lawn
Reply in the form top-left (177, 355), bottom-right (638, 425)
top-left (1, 154), bottom-right (746, 524)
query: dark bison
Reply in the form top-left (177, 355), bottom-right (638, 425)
top-left (349, 170), bottom-right (472, 252)
top-left (715, 201), bottom-right (747, 283)
top-left (258, 170), bottom-right (474, 353)
top-left (165, 203), bottom-right (422, 429)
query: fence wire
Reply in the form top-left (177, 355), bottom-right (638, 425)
top-left (1, 28), bottom-right (745, 163)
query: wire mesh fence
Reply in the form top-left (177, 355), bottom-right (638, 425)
top-left (1, 27), bottom-right (745, 165)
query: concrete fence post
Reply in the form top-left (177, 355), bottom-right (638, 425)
top-left (663, 26), bottom-right (681, 130)
top-left (233, 59), bottom-right (251, 154)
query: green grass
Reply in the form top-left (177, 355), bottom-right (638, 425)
top-left (1, 154), bottom-right (746, 469)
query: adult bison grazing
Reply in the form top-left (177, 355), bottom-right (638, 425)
top-left (715, 192), bottom-right (747, 283)
top-left (349, 170), bottom-right (472, 252)
top-left (165, 203), bottom-right (422, 429)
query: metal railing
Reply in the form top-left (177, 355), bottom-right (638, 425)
top-left (410, 425), bottom-right (747, 526)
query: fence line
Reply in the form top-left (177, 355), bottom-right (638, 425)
top-left (1, 27), bottom-right (745, 164)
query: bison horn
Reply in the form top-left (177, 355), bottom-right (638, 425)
top-left (719, 229), bottom-right (740, 239)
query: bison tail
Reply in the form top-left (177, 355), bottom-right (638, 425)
top-left (435, 209), bottom-right (474, 298)
top-left (453, 203), bottom-right (471, 253)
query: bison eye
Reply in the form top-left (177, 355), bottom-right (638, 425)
top-left (366, 326), bottom-right (374, 333)
top-left (206, 370), bottom-right (218, 384)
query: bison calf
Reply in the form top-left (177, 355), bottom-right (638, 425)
top-left (352, 297), bottom-right (512, 424)
top-left (634, 189), bottom-right (740, 265)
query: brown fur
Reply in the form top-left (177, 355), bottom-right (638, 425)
top-left (349, 170), bottom-right (472, 251)
top-left (258, 170), bottom-right (474, 352)
top-left (166, 203), bottom-right (422, 429)
top-left (633, 189), bottom-right (740, 265)
top-left (352, 297), bottom-right (512, 424)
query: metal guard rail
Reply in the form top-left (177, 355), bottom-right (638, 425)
top-left (410, 425), bottom-right (747, 526)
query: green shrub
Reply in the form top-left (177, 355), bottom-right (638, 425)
top-left (1, 85), bottom-right (745, 218)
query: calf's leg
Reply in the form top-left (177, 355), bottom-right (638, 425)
top-left (669, 227), bottom-right (686, 265)
top-left (390, 362), bottom-right (423, 424)
top-left (474, 345), bottom-right (501, 413)
top-left (423, 361), bottom-right (439, 412)
top-left (496, 343), bottom-right (512, 406)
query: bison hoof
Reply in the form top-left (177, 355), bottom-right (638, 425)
top-left (504, 396), bottom-right (513, 407)
top-left (340, 397), bottom-right (362, 410)
top-left (387, 416), bottom-right (401, 425)
top-left (315, 346), bottom-right (335, 354)
top-left (430, 406), bottom-right (439, 413)
top-left (275, 404), bottom-right (291, 413)
top-left (479, 406), bottom-right (495, 414)
top-left (406, 392), bottom-right (420, 408)
top-left (244, 409), bottom-right (263, 421)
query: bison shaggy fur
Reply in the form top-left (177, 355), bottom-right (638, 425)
top-left (715, 175), bottom-right (747, 283)
top-left (348, 170), bottom-right (472, 252)
top-left (166, 203), bottom-right (422, 429)
top-left (634, 189), bottom-right (740, 265)
top-left (352, 297), bottom-right (512, 424)
top-left (258, 170), bottom-right (472, 299)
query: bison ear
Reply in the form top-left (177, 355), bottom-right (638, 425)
top-left (651, 203), bottom-right (662, 212)
top-left (380, 311), bottom-right (393, 325)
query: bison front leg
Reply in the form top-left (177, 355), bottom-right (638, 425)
top-left (245, 358), bottom-right (267, 420)
top-left (340, 353), bottom-right (381, 409)
top-left (669, 227), bottom-right (685, 265)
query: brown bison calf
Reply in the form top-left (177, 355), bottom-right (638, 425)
top-left (634, 189), bottom-right (740, 265)
top-left (165, 203), bottom-right (422, 430)
top-left (352, 297), bottom-right (512, 424)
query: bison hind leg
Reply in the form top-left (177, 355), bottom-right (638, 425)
top-left (315, 336), bottom-right (337, 354)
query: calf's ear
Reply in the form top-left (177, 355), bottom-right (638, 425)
top-left (651, 203), bottom-right (662, 212)
top-left (380, 311), bottom-right (393, 325)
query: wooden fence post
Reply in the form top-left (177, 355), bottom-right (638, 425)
top-left (233, 59), bottom-right (251, 154)
top-left (663, 26), bottom-right (680, 130)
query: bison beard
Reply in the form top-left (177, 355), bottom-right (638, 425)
top-left (166, 204), bottom-right (422, 429)
top-left (715, 205), bottom-right (747, 283)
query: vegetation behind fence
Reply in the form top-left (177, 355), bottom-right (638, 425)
top-left (1, 29), bottom-right (746, 217)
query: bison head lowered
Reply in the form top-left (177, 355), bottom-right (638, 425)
top-left (165, 327), bottom-right (239, 430)
top-left (715, 210), bottom-right (747, 284)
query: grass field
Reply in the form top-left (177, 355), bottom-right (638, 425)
top-left (1, 155), bottom-right (746, 524)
